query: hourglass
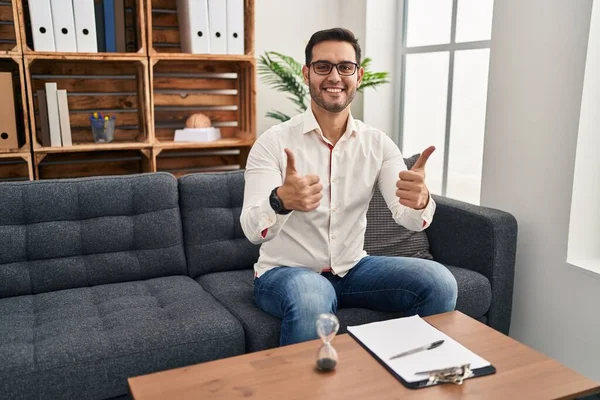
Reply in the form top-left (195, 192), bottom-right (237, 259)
top-left (315, 313), bottom-right (340, 372)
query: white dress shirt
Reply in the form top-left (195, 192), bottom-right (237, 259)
top-left (240, 109), bottom-right (436, 278)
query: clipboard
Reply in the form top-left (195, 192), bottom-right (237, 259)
top-left (346, 316), bottom-right (497, 389)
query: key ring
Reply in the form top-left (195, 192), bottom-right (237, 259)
top-left (416, 363), bottom-right (474, 385)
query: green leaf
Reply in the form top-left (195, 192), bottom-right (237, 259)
top-left (266, 110), bottom-right (292, 122)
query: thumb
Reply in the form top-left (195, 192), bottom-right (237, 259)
top-left (284, 148), bottom-right (297, 175)
top-left (411, 146), bottom-right (436, 170)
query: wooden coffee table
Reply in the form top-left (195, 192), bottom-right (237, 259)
top-left (128, 311), bottom-right (600, 399)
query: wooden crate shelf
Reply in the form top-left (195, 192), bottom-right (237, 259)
top-left (17, 0), bottom-right (146, 56)
top-left (0, 54), bottom-right (30, 154)
top-left (155, 147), bottom-right (247, 178)
top-left (150, 57), bottom-right (256, 150)
top-left (0, 0), bottom-right (256, 181)
top-left (0, 0), bottom-right (21, 54)
top-left (0, 151), bottom-right (33, 181)
top-left (34, 148), bottom-right (152, 179)
top-left (24, 55), bottom-right (152, 151)
top-left (147, 0), bottom-right (255, 57)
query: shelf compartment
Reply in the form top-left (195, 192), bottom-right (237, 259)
top-left (0, 54), bottom-right (30, 153)
top-left (148, 0), bottom-right (254, 57)
top-left (154, 147), bottom-right (247, 178)
top-left (0, 0), bottom-right (21, 54)
top-left (17, 0), bottom-right (146, 56)
top-left (0, 152), bottom-right (33, 181)
top-left (24, 55), bottom-right (152, 150)
top-left (150, 57), bottom-right (256, 148)
top-left (34, 149), bottom-right (152, 179)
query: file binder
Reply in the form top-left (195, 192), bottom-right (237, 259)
top-left (36, 90), bottom-right (52, 147)
top-left (28, 0), bottom-right (56, 51)
top-left (226, 0), bottom-right (244, 54)
top-left (104, 0), bottom-right (116, 52)
top-left (50, 0), bottom-right (78, 51)
top-left (44, 83), bottom-right (62, 147)
top-left (347, 316), bottom-right (496, 389)
top-left (57, 90), bottom-right (73, 147)
top-left (208, 0), bottom-right (227, 54)
top-left (72, 0), bottom-right (98, 52)
top-left (177, 0), bottom-right (210, 53)
top-left (0, 73), bottom-right (18, 150)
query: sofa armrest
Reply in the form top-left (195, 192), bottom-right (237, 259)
top-left (426, 195), bottom-right (518, 335)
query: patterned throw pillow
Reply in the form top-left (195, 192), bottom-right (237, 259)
top-left (364, 153), bottom-right (434, 260)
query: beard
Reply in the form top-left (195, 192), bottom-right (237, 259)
top-left (309, 80), bottom-right (357, 113)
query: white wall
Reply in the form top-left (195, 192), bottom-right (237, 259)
top-left (363, 0), bottom-right (399, 139)
top-left (568, 0), bottom-right (600, 267)
top-left (481, 0), bottom-right (600, 381)
top-left (255, 0), bottom-right (342, 134)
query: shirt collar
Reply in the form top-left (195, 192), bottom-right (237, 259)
top-left (301, 108), bottom-right (357, 137)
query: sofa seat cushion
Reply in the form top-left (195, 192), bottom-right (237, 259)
top-left (196, 265), bottom-right (491, 353)
top-left (0, 276), bottom-right (245, 400)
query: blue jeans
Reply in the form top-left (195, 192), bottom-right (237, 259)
top-left (253, 256), bottom-right (458, 346)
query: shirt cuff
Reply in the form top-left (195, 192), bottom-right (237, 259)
top-left (404, 195), bottom-right (436, 229)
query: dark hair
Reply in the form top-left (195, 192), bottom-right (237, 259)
top-left (305, 28), bottom-right (361, 66)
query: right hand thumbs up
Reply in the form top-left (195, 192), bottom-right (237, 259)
top-left (279, 148), bottom-right (323, 212)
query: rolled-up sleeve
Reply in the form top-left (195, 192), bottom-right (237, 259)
top-left (240, 131), bottom-right (293, 244)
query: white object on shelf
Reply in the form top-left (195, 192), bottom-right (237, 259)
top-left (174, 127), bottom-right (221, 142)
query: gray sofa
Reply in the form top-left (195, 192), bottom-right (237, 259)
top-left (0, 171), bottom-right (517, 399)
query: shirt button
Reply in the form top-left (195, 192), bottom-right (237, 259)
top-left (332, 207), bottom-right (337, 212)
top-left (332, 177), bottom-right (337, 183)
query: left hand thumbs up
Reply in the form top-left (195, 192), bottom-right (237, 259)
top-left (396, 146), bottom-right (435, 210)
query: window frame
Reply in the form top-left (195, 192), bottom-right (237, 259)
top-left (396, 0), bottom-right (492, 196)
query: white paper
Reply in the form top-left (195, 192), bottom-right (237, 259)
top-left (347, 315), bottom-right (491, 383)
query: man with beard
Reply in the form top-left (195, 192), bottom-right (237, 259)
top-left (240, 28), bottom-right (458, 346)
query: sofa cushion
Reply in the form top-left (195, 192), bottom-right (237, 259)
top-left (364, 153), bottom-right (434, 260)
top-left (0, 173), bottom-right (187, 298)
top-left (0, 276), bottom-right (245, 400)
top-left (197, 265), bottom-right (490, 352)
top-left (178, 171), bottom-right (260, 278)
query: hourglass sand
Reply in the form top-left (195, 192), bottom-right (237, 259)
top-left (315, 313), bottom-right (340, 372)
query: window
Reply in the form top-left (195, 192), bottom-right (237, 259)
top-left (398, 0), bottom-right (494, 204)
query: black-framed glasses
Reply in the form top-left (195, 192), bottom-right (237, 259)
top-left (310, 61), bottom-right (358, 76)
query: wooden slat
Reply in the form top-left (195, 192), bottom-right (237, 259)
top-left (66, 95), bottom-right (138, 111)
top-left (38, 158), bottom-right (144, 179)
top-left (0, 157), bottom-right (29, 180)
top-left (32, 78), bottom-right (138, 93)
top-left (68, 111), bottom-right (139, 127)
top-left (152, 29), bottom-right (179, 45)
top-left (152, 46), bottom-right (181, 53)
top-left (69, 127), bottom-right (139, 143)
top-left (152, 12), bottom-right (178, 27)
top-left (153, 110), bottom-right (239, 124)
top-left (30, 62), bottom-right (138, 76)
top-left (153, 93), bottom-right (237, 107)
top-left (0, 43), bottom-right (15, 51)
top-left (0, 23), bottom-right (15, 40)
top-left (0, 5), bottom-right (14, 22)
top-left (153, 77), bottom-right (237, 90)
top-left (153, 61), bottom-right (240, 74)
top-left (154, 126), bottom-right (238, 141)
top-left (152, 0), bottom-right (177, 10)
top-left (156, 153), bottom-right (239, 172)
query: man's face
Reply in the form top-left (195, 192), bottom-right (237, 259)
top-left (303, 41), bottom-right (364, 113)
